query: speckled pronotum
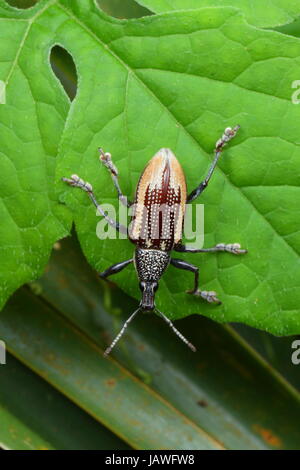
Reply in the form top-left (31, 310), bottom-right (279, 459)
top-left (62, 126), bottom-right (247, 356)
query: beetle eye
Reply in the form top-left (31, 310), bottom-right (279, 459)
top-left (153, 282), bottom-right (158, 292)
top-left (139, 281), bottom-right (145, 291)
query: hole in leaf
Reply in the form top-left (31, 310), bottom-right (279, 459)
top-left (5, 0), bottom-right (38, 8)
top-left (50, 45), bottom-right (78, 102)
top-left (97, 0), bottom-right (152, 19)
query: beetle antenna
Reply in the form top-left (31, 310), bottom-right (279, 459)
top-left (155, 308), bottom-right (197, 352)
top-left (104, 307), bottom-right (141, 357)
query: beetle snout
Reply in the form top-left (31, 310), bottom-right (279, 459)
top-left (139, 281), bottom-right (158, 311)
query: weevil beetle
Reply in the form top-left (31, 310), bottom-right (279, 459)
top-left (62, 125), bottom-right (247, 356)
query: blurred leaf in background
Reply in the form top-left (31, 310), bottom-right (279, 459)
top-left (1, 233), bottom-right (300, 450)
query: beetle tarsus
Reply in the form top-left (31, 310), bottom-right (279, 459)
top-left (215, 125), bottom-right (240, 151)
top-left (187, 289), bottom-right (221, 304)
top-left (99, 148), bottom-right (118, 176)
top-left (98, 147), bottom-right (131, 207)
top-left (62, 174), bottom-right (93, 193)
top-left (215, 243), bottom-right (247, 255)
top-left (174, 242), bottom-right (247, 255)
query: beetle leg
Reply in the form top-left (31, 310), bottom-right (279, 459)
top-left (174, 242), bottom-right (247, 255)
top-left (62, 174), bottom-right (127, 234)
top-left (155, 308), bottom-right (196, 352)
top-left (98, 148), bottom-right (132, 207)
top-left (170, 258), bottom-right (221, 304)
top-left (187, 125), bottom-right (240, 203)
top-left (99, 259), bottom-right (133, 280)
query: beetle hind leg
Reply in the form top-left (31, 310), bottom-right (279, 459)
top-left (174, 242), bottom-right (247, 255)
top-left (170, 258), bottom-right (221, 304)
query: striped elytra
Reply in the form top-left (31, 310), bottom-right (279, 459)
top-left (129, 148), bottom-right (187, 251)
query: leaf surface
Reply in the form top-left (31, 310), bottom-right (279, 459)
top-left (0, 0), bottom-right (71, 307)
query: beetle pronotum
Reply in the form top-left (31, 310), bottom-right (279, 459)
top-left (63, 125), bottom-right (247, 356)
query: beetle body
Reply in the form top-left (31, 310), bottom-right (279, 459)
top-left (62, 126), bottom-right (245, 355)
top-left (130, 148), bottom-right (187, 310)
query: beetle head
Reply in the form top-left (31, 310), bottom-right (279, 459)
top-left (139, 281), bottom-right (158, 310)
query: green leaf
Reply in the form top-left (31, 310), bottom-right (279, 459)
top-left (0, 0), bottom-right (71, 308)
top-left (134, 0), bottom-right (300, 28)
top-left (1, 0), bottom-right (300, 335)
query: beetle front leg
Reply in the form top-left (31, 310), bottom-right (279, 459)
top-left (187, 125), bottom-right (240, 203)
top-left (62, 174), bottom-right (127, 235)
top-left (174, 243), bottom-right (247, 255)
top-left (99, 259), bottom-right (133, 280)
top-left (170, 258), bottom-right (221, 304)
top-left (99, 148), bottom-right (132, 208)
